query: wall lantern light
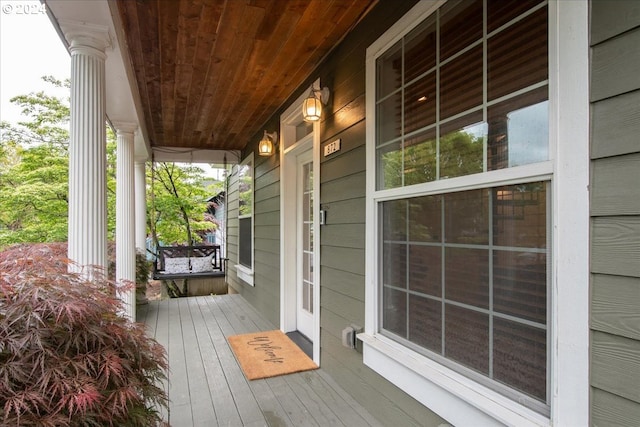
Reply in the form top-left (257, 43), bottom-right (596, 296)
top-left (302, 84), bottom-right (330, 122)
top-left (258, 130), bottom-right (278, 156)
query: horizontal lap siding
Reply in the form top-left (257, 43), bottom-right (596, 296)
top-left (590, 1), bottom-right (640, 425)
top-left (226, 156), bottom-right (281, 327)
top-left (314, 1), bottom-right (445, 425)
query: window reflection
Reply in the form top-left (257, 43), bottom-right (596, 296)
top-left (488, 87), bottom-right (548, 170)
top-left (440, 115), bottom-right (486, 179)
top-left (404, 128), bottom-right (437, 185)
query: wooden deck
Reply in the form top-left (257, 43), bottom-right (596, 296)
top-left (137, 295), bottom-right (383, 427)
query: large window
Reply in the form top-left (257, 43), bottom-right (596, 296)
top-left (236, 154), bottom-right (254, 284)
top-left (369, 0), bottom-right (555, 419)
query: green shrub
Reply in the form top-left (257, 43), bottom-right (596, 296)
top-left (0, 243), bottom-right (168, 426)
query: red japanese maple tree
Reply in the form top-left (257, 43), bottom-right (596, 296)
top-left (0, 243), bottom-right (168, 426)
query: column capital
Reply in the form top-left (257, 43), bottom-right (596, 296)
top-left (113, 122), bottom-right (138, 135)
top-left (60, 20), bottom-right (111, 58)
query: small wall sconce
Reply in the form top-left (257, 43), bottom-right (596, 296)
top-left (258, 130), bottom-right (278, 156)
top-left (302, 84), bottom-right (330, 122)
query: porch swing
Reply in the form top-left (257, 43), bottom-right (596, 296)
top-left (148, 158), bottom-right (224, 285)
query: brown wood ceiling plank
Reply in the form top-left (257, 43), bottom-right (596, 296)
top-left (138, 0), bottom-right (164, 146)
top-left (157, 0), bottom-right (180, 146)
top-left (278, 0), bottom-right (377, 104)
top-left (208, 3), bottom-right (304, 148)
top-left (236, 0), bottom-right (376, 141)
top-left (181, 1), bottom-right (225, 148)
top-left (120, 1), bottom-right (166, 146)
top-left (173, 0), bottom-right (203, 147)
top-left (229, 0), bottom-right (340, 142)
top-left (207, 5), bottom-right (273, 149)
top-left (192, 0), bottom-right (246, 146)
top-left (117, 0), bottom-right (376, 152)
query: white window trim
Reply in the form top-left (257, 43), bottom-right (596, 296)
top-left (235, 264), bottom-right (254, 285)
top-left (235, 153), bottom-right (255, 286)
top-left (361, 1), bottom-right (589, 426)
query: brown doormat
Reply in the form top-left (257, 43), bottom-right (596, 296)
top-left (228, 330), bottom-right (318, 380)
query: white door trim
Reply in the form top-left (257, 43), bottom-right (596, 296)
top-left (280, 80), bottom-right (321, 364)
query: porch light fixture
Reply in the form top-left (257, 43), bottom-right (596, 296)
top-left (302, 85), bottom-right (330, 122)
top-left (258, 130), bottom-right (278, 156)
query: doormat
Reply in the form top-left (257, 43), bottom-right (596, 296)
top-left (228, 330), bottom-right (318, 380)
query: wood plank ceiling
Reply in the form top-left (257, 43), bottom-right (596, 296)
top-left (116, 0), bottom-right (376, 152)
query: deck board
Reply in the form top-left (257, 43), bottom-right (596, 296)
top-left (139, 294), bottom-right (383, 426)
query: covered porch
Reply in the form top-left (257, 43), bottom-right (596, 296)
top-left (137, 294), bottom-right (382, 427)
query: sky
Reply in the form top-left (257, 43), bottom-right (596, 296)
top-left (0, 0), bottom-right (70, 125)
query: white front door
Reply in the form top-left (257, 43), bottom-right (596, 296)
top-left (280, 83), bottom-right (321, 363)
top-left (296, 150), bottom-right (314, 339)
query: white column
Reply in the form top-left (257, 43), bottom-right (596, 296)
top-left (134, 158), bottom-right (149, 306)
top-left (134, 160), bottom-right (147, 252)
top-left (65, 22), bottom-right (110, 277)
top-left (115, 123), bottom-right (137, 321)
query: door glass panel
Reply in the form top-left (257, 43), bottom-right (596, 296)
top-left (302, 161), bottom-right (314, 314)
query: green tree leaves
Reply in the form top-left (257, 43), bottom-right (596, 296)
top-left (0, 77), bottom-right (71, 246)
top-left (149, 162), bottom-right (219, 247)
top-left (1, 76), bottom-right (221, 250)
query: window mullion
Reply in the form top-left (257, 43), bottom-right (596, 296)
top-left (405, 200), bottom-right (410, 340)
top-left (488, 186), bottom-right (494, 379)
top-left (440, 193), bottom-right (446, 356)
top-left (482, 0), bottom-right (488, 174)
top-left (435, 9), bottom-right (441, 182)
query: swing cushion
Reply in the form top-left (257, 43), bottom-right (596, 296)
top-left (164, 257), bottom-right (190, 274)
top-left (190, 255), bottom-right (214, 273)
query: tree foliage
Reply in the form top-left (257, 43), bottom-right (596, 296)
top-left (0, 76), bottom-right (221, 251)
top-left (0, 77), bottom-right (73, 247)
top-left (149, 162), bottom-right (220, 247)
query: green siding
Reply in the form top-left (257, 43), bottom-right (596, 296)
top-left (226, 154), bottom-right (281, 328)
top-left (590, 1), bottom-right (640, 424)
top-left (592, 388), bottom-right (640, 427)
top-left (591, 331), bottom-right (640, 403)
top-left (591, 0), bottom-right (640, 46)
top-left (592, 274), bottom-right (640, 341)
top-left (591, 154), bottom-right (640, 215)
top-left (591, 90), bottom-right (640, 159)
top-left (591, 27), bottom-right (640, 102)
